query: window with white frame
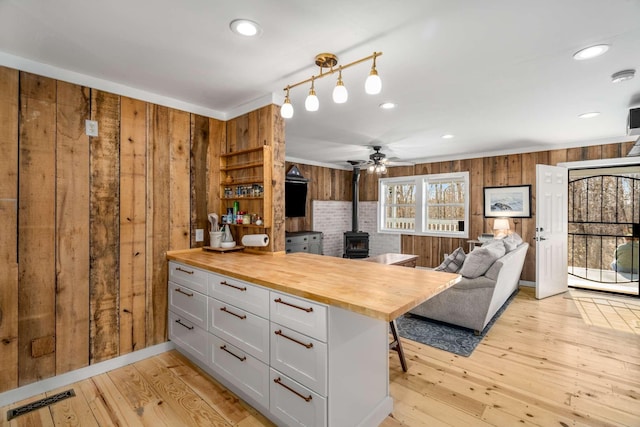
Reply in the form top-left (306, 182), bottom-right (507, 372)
top-left (378, 172), bottom-right (469, 237)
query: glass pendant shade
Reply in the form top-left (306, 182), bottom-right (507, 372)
top-left (305, 89), bottom-right (319, 111)
top-left (365, 68), bottom-right (382, 95)
top-left (332, 82), bottom-right (348, 104)
top-left (280, 99), bottom-right (294, 118)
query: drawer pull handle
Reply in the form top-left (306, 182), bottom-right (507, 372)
top-left (220, 345), bottom-right (246, 362)
top-left (220, 281), bottom-right (247, 291)
top-left (175, 287), bottom-right (193, 297)
top-left (176, 267), bottom-right (194, 275)
top-left (220, 306), bottom-right (246, 320)
top-left (274, 330), bottom-right (313, 349)
top-left (274, 298), bottom-right (313, 313)
top-left (175, 319), bottom-right (194, 330)
top-left (274, 377), bottom-right (312, 402)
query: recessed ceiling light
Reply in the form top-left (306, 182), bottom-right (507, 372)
top-left (611, 69), bottom-right (635, 83)
top-left (441, 134), bottom-right (454, 139)
top-left (573, 44), bottom-right (609, 60)
top-left (229, 19), bottom-right (262, 37)
top-left (578, 112), bottom-right (601, 119)
top-left (379, 102), bottom-right (396, 109)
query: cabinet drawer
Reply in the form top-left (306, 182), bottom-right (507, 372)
top-left (169, 261), bottom-right (208, 294)
top-left (209, 273), bottom-right (269, 318)
top-left (169, 282), bottom-right (207, 329)
top-left (270, 369), bottom-right (326, 427)
top-left (209, 298), bottom-right (270, 364)
top-left (270, 292), bottom-right (327, 342)
top-left (270, 323), bottom-right (327, 395)
top-left (209, 335), bottom-right (269, 410)
top-left (285, 243), bottom-right (308, 253)
top-left (168, 311), bottom-right (208, 364)
top-left (286, 235), bottom-right (309, 245)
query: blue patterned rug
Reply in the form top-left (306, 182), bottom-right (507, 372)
top-left (395, 291), bottom-right (517, 357)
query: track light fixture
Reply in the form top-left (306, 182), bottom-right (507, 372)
top-left (280, 51), bottom-right (383, 118)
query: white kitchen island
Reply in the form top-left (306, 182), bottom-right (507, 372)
top-left (166, 249), bottom-right (459, 426)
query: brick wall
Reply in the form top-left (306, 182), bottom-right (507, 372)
top-left (312, 200), bottom-right (400, 257)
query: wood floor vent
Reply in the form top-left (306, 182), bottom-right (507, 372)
top-left (6, 389), bottom-right (75, 421)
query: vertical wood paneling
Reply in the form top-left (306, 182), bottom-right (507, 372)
top-left (119, 97), bottom-right (147, 355)
top-left (190, 114), bottom-right (209, 248)
top-left (469, 157), bottom-right (485, 237)
top-left (520, 151), bottom-right (539, 281)
top-left (169, 109), bottom-right (191, 250)
top-left (89, 90), bottom-right (121, 364)
top-left (146, 104), bottom-right (170, 345)
top-left (207, 118), bottom-right (225, 229)
top-left (271, 106), bottom-right (286, 253)
top-left (0, 66), bottom-right (19, 392)
top-left (18, 72), bottom-right (57, 385)
top-left (55, 81), bottom-right (90, 373)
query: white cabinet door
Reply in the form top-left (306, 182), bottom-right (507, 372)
top-left (270, 292), bottom-right (327, 342)
top-left (270, 323), bottom-right (327, 395)
top-left (209, 297), bottom-right (270, 363)
top-left (168, 311), bottom-right (208, 364)
top-left (169, 282), bottom-right (207, 329)
top-left (209, 335), bottom-right (270, 409)
top-left (270, 369), bottom-right (326, 427)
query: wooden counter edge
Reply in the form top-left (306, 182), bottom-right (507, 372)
top-left (166, 248), bottom-right (460, 322)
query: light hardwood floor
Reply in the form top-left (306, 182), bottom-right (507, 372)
top-left (2, 287), bottom-right (639, 426)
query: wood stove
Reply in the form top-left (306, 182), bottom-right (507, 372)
top-left (343, 162), bottom-right (370, 258)
top-left (343, 231), bottom-right (370, 258)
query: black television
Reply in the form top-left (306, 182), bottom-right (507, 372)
top-left (285, 181), bottom-right (307, 217)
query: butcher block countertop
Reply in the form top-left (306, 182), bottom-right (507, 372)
top-left (167, 249), bottom-right (459, 322)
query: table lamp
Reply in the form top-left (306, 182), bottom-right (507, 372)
top-left (493, 218), bottom-right (510, 238)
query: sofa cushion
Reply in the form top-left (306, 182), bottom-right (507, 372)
top-left (459, 241), bottom-right (506, 279)
top-left (435, 247), bottom-right (465, 273)
top-left (502, 232), bottom-right (523, 252)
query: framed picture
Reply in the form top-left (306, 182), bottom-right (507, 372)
top-left (483, 185), bottom-right (531, 218)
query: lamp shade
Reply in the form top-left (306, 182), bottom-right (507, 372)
top-left (280, 100), bottom-right (294, 118)
top-left (365, 70), bottom-right (382, 94)
top-left (332, 82), bottom-right (348, 103)
top-left (493, 218), bottom-right (510, 231)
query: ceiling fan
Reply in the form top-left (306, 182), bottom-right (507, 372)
top-left (346, 146), bottom-right (411, 174)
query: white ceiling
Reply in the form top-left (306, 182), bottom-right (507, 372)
top-left (1, 0), bottom-right (639, 168)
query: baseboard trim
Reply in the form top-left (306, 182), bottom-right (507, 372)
top-left (0, 341), bottom-right (175, 408)
top-left (519, 280), bottom-right (535, 288)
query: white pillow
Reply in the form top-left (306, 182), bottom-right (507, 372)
top-left (459, 242), bottom-right (506, 279)
top-left (503, 232), bottom-right (523, 252)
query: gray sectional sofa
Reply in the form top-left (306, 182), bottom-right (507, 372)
top-left (409, 237), bottom-right (529, 334)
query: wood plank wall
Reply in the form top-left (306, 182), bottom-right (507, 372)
top-left (285, 142), bottom-right (636, 282)
top-left (0, 66), bottom-right (230, 392)
top-left (284, 163), bottom-right (352, 232)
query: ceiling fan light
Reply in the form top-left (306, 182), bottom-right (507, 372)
top-left (365, 68), bottom-right (382, 95)
top-left (368, 164), bottom-right (375, 173)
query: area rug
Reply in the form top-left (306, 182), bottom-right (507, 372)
top-left (395, 291), bottom-right (517, 357)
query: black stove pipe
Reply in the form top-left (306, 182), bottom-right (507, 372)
top-left (350, 162), bottom-right (361, 232)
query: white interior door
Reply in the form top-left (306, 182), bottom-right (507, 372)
top-left (535, 164), bottom-right (568, 299)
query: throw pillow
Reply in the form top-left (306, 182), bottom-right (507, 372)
top-left (459, 241), bottom-right (506, 279)
top-left (503, 232), bottom-right (524, 252)
top-left (434, 247), bottom-right (466, 273)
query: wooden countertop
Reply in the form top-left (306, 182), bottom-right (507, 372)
top-left (167, 249), bottom-right (459, 322)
